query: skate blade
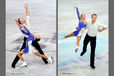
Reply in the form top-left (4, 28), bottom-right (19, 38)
top-left (19, 65), bottom-right (28, 68)
top-left (51, 57), bottom-right (54, 64)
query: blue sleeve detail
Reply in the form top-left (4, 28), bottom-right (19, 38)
top-left (23, 26), bottom-right (34, 38)
top-left (23, 26), bottom-right (31, 34)
top-left (76, 7), bottom-right (81, 20)
top-left (19, 26), bottom-right (34, 38)
top-left (20, 28), bottom-right (30, 35)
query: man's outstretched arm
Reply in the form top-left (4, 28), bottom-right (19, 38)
top-left (98, 26), bottom-right (107, 32)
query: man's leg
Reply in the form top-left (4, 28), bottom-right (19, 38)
top-left (90, 37), bottom-right (96, 68)
top-left (11, 37), bottom-right (27, 68)
top-left (80, 34), bottom-right (90, 56)
top-left (32, 39), bottom-right (48, 64)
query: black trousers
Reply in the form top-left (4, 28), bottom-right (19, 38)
top-left (81, 34), bottom-right (96, 66)
top-left (11, 37), bottom-right (48, 68)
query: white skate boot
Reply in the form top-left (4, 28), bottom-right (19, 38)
top-left (20, 62), bottom-right (27, 67)
top-left (48, 57), bottom-right (53, 64)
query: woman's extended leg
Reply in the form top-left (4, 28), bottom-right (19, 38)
top-left (76, 36), bottom-right (82, 46)
top-left (63, 32), bottom-right (75, 38)
top-left (34, 52), bottom-right (53, 64)
top-left (34, 52), bottom-right (48, 60)
top-left (17, 50), bottom-right (25, 62)
top-left (75, 36), bottom-right (82, 52)
top-left (32, 39), bottom-right (48, 64)
top-left (17, 50), bottom-right (27, 67)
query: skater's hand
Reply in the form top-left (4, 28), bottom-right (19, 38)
top-left (74, 5), bottom-right (77, 8)
top-left (35, 35), bottom-right (41, 39)
top-left (98, 29), bottom-right (102, 32)
top-left (98, 27), bottom-right (107, 32)
top-left (24, 3), bottom-right (28, 9)
top-left (14, 19), bottom-right (18, 22)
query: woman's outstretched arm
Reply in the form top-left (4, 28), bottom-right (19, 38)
top-left (22, 26), bottom-right (34, 38)
top-left (15, 19), bottom-right (33, 36)
top-left (74, 5), bottom-right (81, 20)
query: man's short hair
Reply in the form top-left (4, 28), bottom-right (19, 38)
top-left (91, 14), bottom-right (97, 17)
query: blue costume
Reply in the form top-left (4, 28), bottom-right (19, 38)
top-left (19, 25), bottom-right (35, 53)
top-left (19, 26), bottom-right (34, 38)
top-left (74, 7), bottom-right (87, 36)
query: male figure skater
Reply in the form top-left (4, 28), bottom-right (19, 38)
top-left (80, 14), bottom-right (107, 69)
top-left (11, 4), bottom-right (48, 68)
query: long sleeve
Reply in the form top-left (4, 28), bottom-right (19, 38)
top-left (20, 28), bottom-right (30, 35)
top-left (23, 26), bottom-right (34, 38)
top-left (26, 16), bottom-right (34, 34)
top-left (26, 16), bottom-right (30, 26)
top-left (20, 26), bottom-right (34, 38)
top-left (76, 7), bottom-right (81, 20)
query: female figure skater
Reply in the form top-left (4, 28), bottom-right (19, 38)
top-left (63, 5), bottom-right (87, 52)
top-left (15, 19), bottom-right (53, 67)
top-left (12, 4), bottom-right (49, 68)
